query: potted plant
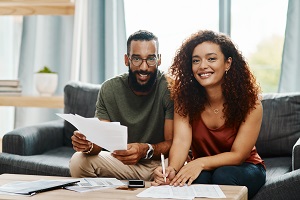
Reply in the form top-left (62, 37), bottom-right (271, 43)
top-left (34, 66), bottom-right (58, 96)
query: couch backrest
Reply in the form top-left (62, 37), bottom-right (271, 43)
top-left (256, 93), bottom-right (300, 157)
top-left (63, 81), bottom-right (101, 147)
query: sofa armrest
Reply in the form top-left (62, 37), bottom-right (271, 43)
top-left (2, 120), bottom-right (64, 156)
top-left (252, 169), bottom-right (300, 200)
top-left (292, 137), bottom-right (300, 170)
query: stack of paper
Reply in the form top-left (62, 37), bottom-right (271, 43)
top-left (65, 178), bottom-right (126, 193)
top-left (0, 179), bottom-right (79, 196)
top-left (0, 178), bottom-right (125, 195)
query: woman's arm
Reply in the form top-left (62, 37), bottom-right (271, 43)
top-left (168, 112), bottom-right (193, 172)
top-left (170, 100), bottom-right (263, 186)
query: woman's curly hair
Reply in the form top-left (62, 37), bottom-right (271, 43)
top-left (169, 30), bottom-right (261, 129)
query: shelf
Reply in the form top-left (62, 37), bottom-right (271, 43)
top-left (0, 2), bottom-right (74, 15)
top-left (0, 95), bottom-right (64, 108)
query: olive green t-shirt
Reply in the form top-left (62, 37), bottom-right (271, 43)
top-left (95, 71), bottom-right (174, 144)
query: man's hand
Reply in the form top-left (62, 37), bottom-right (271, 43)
top-left (112, 143), bottom-right (146, 165)
top-left (71, 130), bottom-right (92, 152)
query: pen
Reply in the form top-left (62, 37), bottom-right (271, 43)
top-left (161, 153), bottom-right (166, 183)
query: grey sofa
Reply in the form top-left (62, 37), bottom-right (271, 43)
top-left (0, 81), bottom-right (101, 176)
top-left (252, 93), bottom-right (300, 200)
top-left (0, 82), bottom-right (300, 200)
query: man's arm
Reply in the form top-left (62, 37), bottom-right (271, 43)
top-left (112, 118), bottom-right (174, 165)
top-left (150, 119), bottom-right (173, 159)
top-left (75, 117), bottom-right (173, 163)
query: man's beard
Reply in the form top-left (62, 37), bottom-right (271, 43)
top-left (128, 68), bottom-right (158, 93)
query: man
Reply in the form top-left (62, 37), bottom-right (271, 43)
top-left (69, 30), bottom-right (174, 181)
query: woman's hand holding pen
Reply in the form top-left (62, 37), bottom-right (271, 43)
top-left (151, 166), bottom-right (176, 186)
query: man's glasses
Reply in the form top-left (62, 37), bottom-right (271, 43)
top-left (128, 56), bottom-right (158, 67)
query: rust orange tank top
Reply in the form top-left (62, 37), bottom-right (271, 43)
top-left (191, 117), bottom-right (265, 167)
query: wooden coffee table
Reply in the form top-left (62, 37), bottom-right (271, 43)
top-left (0, 174), bottom-right (247, 200)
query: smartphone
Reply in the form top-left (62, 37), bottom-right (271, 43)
top-left (128, 180), bottom-right (145, 188)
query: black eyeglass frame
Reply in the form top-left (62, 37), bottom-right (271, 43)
top-left (127, 55), bottom-right (159, 67)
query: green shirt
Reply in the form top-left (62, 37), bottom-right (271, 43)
top-left (95, 70), bottom-right (174, 144)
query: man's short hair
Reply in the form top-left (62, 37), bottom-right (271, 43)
top-left (127, 30), bottom-right (159, 54)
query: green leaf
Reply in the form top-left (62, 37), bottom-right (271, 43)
top-left (37, 66), bottom-right (56, 73)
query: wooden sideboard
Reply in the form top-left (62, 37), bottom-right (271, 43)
top-left (0, 95), bottom-right (64, 108)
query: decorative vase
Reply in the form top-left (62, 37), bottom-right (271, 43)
top-left (34, 73), bottom-right (58, 96)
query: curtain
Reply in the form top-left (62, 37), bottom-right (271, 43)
top-left (15, 16), bottom-right (73, 128)
top-left (219, 0), bottom-right (231, 36)
top-left (15, 0), bottom-right (126, 128)
top-left (278, 0), bottom-right (300, 92)
top-left (73, 0), bottom-right (127, 84)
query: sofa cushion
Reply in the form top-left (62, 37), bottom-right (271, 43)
top-left (256, 93), bottom-right (300, 157)
top-left (63, 81), bottom-right (101, 147)
top-left (0, 147), bottom-right (74, 176)
top-left (263, 157), bottom-right (291, 180)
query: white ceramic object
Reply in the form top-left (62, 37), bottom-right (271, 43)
top-left (34, 73), bottom-right (58, 96)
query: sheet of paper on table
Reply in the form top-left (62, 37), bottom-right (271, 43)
top-left (78, 178), bottom-right (126, 187)
top-left (0, 178), bottom-right (126, 195)
top-left (0, 179), bottom-right (79, 196)
top-left (56, 113), bottom-right (127, 152)
top-left (136, 184), bottom-right (226, 199)
top-left (65, 177), bottom-right (126, 193)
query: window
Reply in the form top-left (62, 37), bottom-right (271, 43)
top-left (231, 0), bottom-right (288, 92)
top-left (124, 0), bottom-right (219, 72)
top-left (125, 0), bottom-right (288, 93)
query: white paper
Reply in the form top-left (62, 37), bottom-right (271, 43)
top-left (0, 181), bottom-right (30, 196)
top-left (136, 184), bottom-right (226, 199)
top-left (65, 178), bottom-right (126, 193)
top-left (0, 179), bottom-right (79, 196)
top-left (64, 185), bottom-right (109, 193)
top-left (193, 184), bottom-right (226, 198)
top-left (78, 178), bottom-right (125, 187)
top-left (56, 113), bottom-right (127, 151)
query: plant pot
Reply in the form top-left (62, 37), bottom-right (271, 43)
top-left (34, 73), bottom-right (58, 96)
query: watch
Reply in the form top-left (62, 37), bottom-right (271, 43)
top-left (144, 143), bottom-right (154, 159)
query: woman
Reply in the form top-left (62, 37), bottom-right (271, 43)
top-left (152, 30), bottom-right (266, 199)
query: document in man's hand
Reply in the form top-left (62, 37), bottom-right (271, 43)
top-left (56, 113), bottom-right (127, 152)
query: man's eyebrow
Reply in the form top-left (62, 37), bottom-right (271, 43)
top-left (131, 54), bottom-right (157, 57)
top-left (130, 54), bottom-right (140, 57)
